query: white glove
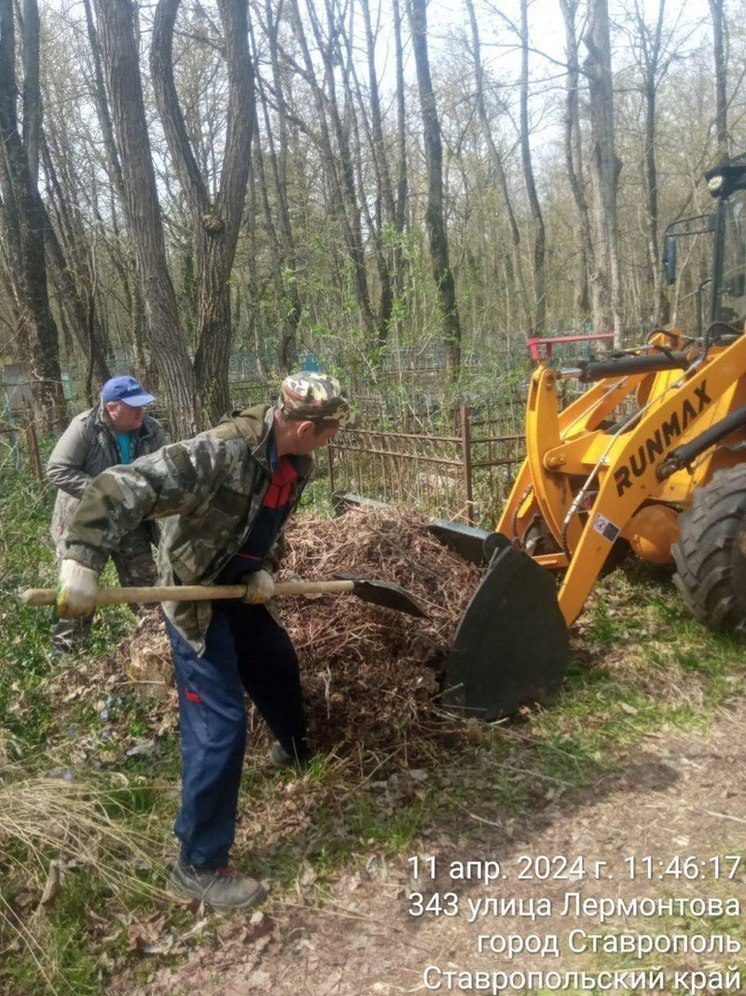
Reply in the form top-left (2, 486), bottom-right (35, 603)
top-left (56, 559), bottom-right (99, 618)
top-left (242, 570), bottom-right (275, 604)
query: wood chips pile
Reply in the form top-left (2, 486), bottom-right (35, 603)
top-left (121, 507), bottom-right (483, 752)
top-left (279, 507), bottom-right (482, 749)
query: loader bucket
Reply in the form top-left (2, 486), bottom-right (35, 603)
top-left (441, 540), bottom-right (569, 720)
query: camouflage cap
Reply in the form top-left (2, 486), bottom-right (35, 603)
top-left (278, 371), bottom-right (358, 428)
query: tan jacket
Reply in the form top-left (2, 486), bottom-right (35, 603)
top-left (47, 403), bottom-right (165, 549)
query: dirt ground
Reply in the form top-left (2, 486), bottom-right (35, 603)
top-left (124, 694), bottom-right (746, 996)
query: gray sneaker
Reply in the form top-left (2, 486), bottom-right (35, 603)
top-left (269, 740), bottom-right (310, 770)
top-left (169, 861), bottom-right (267, 912)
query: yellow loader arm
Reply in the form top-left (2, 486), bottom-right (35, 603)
top-left (497, 331), bottom-right (746, 625)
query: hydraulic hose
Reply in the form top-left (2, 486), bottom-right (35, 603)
top-left (657, 404), bottom-right (746, 480)
top-left (570, 352), bottom-right (689, 383)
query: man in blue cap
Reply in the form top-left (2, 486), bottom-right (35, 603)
top-left (46, 375), bottom-right (166, 654)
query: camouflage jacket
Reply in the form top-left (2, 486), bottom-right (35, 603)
top-left (47, 404), bottom-right (165, 550)
top-left (63, 404), bottom-right (313, 652)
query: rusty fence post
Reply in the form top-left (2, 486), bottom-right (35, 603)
top-left (24, 410), bottom-right (44, 489)
top-left (460, 404), bottom-right (475, 525)
top-left (327, 441), bottom-right (336, 499)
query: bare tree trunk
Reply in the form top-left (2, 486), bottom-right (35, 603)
top-left (583, 0), bottom-right (623, 345)
top-left (21, 0), bottom-right (41, 185)
top-left (519, 0), bottom-right (546, 336)
top-left (92, 0), bottom-right (195, 435)
top-left (643, 84), bottom-right (669, 326)
top-left (356, 0), bottom-right (397, 347)
top-left (326, 0), bottom-right (394, 362)
top-left (407, 0), bottom-right (461, 373)
top-left (635, 0), bottom-right (670, 325)
top-left (392, 0), bottom-right (408, 234)
top-left (41, 136), bottom-right (111, 384)
top-left (308, 0), bottom-right (379, 347)
top-left (360, 0), bottom-right (395, 228)
top-left (251, 108), bottom-right (297, 372)
top-left (708, 0), bottom-right (729, 162)
top-left (559, 0), bottom-right (592, 315)
top-left (256, 0), bottom-right (301, 371)
top-left (288, 0), bottom-right (378, 347)
top-left (151, 0), bottom-right (254, 423)
top-left (245, 148), bottom-right (266, 380)
top-left (83, 0), bottom-right (150, 370)
top-left (44, 215), bottom-right (111, 386)
top-left (391, 0), bottom-right (409, 332)
top-left (465, 0), bottom-right (528, 326)
top-left (0, 0), bottom-right (66, 432)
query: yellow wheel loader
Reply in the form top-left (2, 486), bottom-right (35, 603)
top-left (433, 156), bottom-right (746, 719)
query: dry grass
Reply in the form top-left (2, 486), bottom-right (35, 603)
top-left (0, 749), bottom-right (166, 990)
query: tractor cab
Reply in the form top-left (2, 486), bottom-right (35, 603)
top-left (707, 157), bottom-right (746, 329)
top-left (663, 155), bottom-right (746, 334)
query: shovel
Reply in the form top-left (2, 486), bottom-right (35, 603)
top-left (22, 574), bottom-right (428, 618)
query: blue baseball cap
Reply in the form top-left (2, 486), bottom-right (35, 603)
top-left (101, 375), bottom-right (156, 407)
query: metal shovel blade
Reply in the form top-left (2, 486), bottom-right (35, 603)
top-left (442, 544), bottom-right (569, 719)
top-left (333, 573), bottom-right (428, 617)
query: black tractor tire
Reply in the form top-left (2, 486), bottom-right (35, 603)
top-left (672, 465), bottom-right (746, 633)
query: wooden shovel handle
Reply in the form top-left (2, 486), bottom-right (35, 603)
top-left (21, 579), bottom-right (355, 608)
top-left (274, 580), bottom-right (354, 597)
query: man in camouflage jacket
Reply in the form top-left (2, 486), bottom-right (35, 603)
top-left (55, 372), bottom-right (355, 912)
top-left (47, 375), bottom-right (166, 653)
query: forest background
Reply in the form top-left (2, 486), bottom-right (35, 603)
top-left (0, 0), bottom-right (742, 436)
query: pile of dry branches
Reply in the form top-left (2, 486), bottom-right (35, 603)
top-left (278, 507), bottom-right (481, 749)
top-left (117, 508), bottom-right (483, 753)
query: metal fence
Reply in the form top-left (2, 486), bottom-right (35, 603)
top-left (327, 405), bottom-right (525, 527)
top-left (1, 391), bottom-right (526, 529)
top-left (0, 411), bottom-right (44, 487)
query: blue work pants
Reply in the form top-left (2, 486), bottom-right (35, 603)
top-left (165, 604), bottom-right (307, 869)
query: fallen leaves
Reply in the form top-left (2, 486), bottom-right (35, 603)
top-left (39, 860), bottom-right (61, 906)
